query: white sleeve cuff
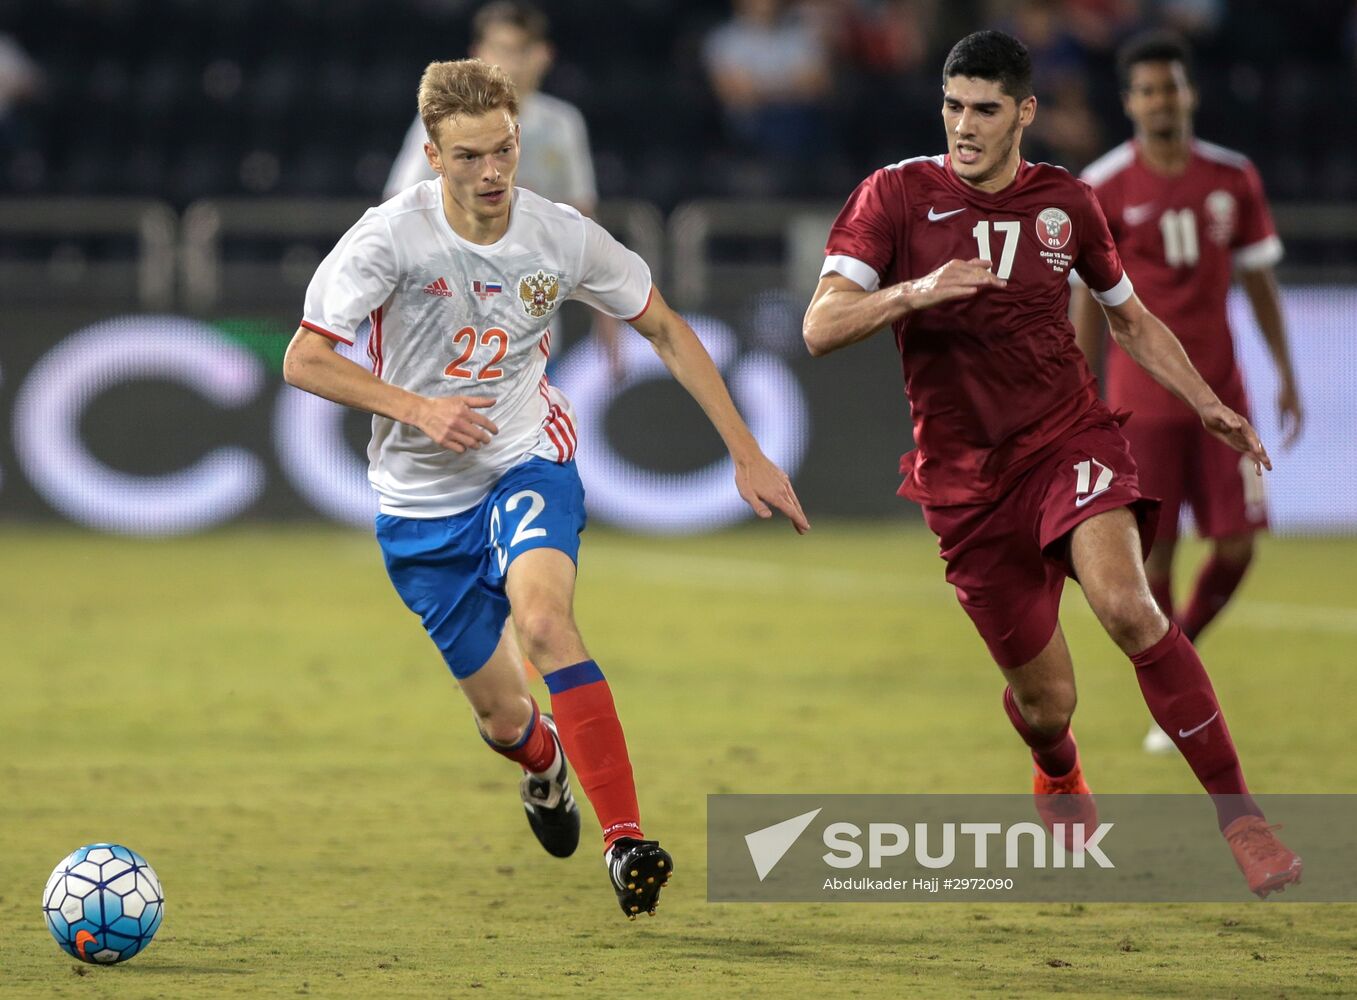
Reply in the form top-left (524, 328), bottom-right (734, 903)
top-left (1091, 272), bottom-right (1134, 307)
top-left (1233, 234), bottom-right (1283, 272)
top-left (821, 254), bottom-right (881, 292)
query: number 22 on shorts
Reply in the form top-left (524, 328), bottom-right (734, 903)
top-left (490, 489), bottom-right (548, 573)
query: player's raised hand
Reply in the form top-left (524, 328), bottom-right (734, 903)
top-left (735, 454), bottom-right (810, 534)
top-left (904, 257), bottom-right (1006, 311)
top-left (416, 395), bottom-right (499, 453)
top-left (1199, 401), bottom-right (1272, 475)
top-left (1277, 378), bottom-right (1304, 449)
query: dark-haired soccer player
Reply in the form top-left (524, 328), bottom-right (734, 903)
top-left (805, 29), bottom-right (1301, 896)
top-left (1071, 32), bottom-right (1302, 754)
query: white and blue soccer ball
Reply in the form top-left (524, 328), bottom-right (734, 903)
top-left (42, 844), bottom-right (164, 964)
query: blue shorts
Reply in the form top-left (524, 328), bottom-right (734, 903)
top-left (375, 458), bottom-right (586, 679)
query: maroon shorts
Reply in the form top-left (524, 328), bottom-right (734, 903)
top-left (1119, 415), bottom-right (1268, 542)
top-left (921, 420), bottom-right (1160, 670)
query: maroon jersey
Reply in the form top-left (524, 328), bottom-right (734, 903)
top-left (823, 154), bottom-right (1131, 507)
top-left (1082, 139), bottom-right (1282, 421)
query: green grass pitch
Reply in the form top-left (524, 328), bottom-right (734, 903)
top-left (3, 523), bottom-right (1355, 998)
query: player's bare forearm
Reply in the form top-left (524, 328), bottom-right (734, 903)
top-left (284, 328), bottom-right (424, 423)
top-left (630, 290), bottom-right (760, 458)
top-left (802, 275), bottom-right (911, 356)
top-left (1240, 268), bottom-right (1291, 372)
top-left (1069, 283), bottom-right (1106, 377)
top-left (1103, 296), bottom-right (1217, 412)
top-left (803, 260), bottom-right (1004, 357)
top-left (283, 328), bottom-right (498, 453)
top-left (631, 288), bottom-right (810, 532)
top-left (1104, 296), bottom-right (1271, 472)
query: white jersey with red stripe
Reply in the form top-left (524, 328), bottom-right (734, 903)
top-left (301, 181), bottom-right (652, 517)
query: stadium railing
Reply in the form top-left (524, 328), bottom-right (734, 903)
top-left (0, 198), bottom-right (176, 309)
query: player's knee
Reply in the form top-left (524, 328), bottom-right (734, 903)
top-left (1016, 685), bottom-right (1076, 734)
top-left (475, 697), bottom-right (533, 746)
top-left (513, 609), bottom-right (576, 661)
top-left (1099, 597), bottom-right (1166, 654)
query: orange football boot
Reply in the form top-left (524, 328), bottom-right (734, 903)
top-left (1224, 816), bottom-right (1303, 898)
top-left (1033, 755), bottom-right (1099, 852)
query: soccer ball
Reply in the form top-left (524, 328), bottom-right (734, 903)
top-left (42, 844), bottom-right (164, 964)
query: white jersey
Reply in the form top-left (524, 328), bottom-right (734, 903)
top-left (384, 92), bottom-right (598, 207)
top-left (301, 182), bottom-right (652, 517)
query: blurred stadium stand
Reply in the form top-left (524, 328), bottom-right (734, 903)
top-left (3, 0), bottom-right (1355, 208)
top-left (0, 0), bottom-right (1353, 534)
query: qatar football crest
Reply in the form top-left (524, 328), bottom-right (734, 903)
top-left (1205, 189), bottom-right (1237, 246)
top-left (1035, 208), bottom-right (1073, 250)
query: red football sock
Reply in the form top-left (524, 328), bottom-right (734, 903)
top-left (1130, 623), bottom-right (1262, 829)
top-left (1179, 555), bottom-right (1250, 642)
top-left (483, 700), bottom-right (558, 775)
top-left (1002, 685), bottom-right (1079, 778)
top-left (545, 661), bottom-right (643, 847)
top-left (1147, 575), bottom-right (1175, 621)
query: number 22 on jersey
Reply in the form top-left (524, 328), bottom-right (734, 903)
top-left (445, 326), bottom-right (508, 381)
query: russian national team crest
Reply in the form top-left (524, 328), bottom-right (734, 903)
top-left (1035, 207), bottom-right (1073, 250)
top-left (518, 270), bottom-right (561, 318)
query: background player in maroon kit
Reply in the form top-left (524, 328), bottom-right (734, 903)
top-left (803, 30), bottom-right (1301, 897)
top-left (1070, 32), bottom-right (1303, 755)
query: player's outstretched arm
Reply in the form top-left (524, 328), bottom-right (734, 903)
top-left (1240, 266), bottom-right (1304, 448)
top-left (628, 288), bottom-right (809, 534)
top-left (802, 260), bottom-right (1004, 357)
top-left (283, 328), bottom-right (499, 454)
top-left (1069, 282), bottom-right (1107, 378)
top-left (1101, 295), bottom-right (1272, 474)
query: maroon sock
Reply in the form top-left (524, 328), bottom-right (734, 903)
top-left (1179, 555), bottom-right (1250, 642)
top-left (1147, 575), bottom-right (1175, 621)
top-left (482, 700), bottom-right (558, 775)
top-left (1130, 624), bottom-right (1262, 829)
top-left (1003, 686), bottom-right (1078, 778)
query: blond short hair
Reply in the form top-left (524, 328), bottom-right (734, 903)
top-left (418, 59), bottom-right (519, 145)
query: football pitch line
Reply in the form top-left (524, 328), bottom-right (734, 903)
top-left (587, 546), bottom-right (1357, 634)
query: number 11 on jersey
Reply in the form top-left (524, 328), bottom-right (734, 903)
top-left (972, 220), bottom-right (1020, 280)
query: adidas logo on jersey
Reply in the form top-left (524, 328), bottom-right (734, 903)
top-left (423, 277), bottom-right (454, 297)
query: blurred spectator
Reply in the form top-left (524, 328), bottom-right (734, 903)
top-left (702, 0), bottom-right (832, 160)
top-left (1006, 0), bottom-right (1104, 168)
top-left (818, 0), bottom-right (936, 76)
top-left (0, 32), bottom-right (40, 157)
top-left (1061, 0), bottom-right (1145, 54)
top-left (384, 1), bottom-right (597, 213)
top-left (1154, 0), bottom-right (1223, 40)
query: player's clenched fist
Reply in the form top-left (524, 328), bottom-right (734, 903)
top-left (903, 257), bottom-right (1007, 311)
top-left (416, 395), bottom-right (500, 453)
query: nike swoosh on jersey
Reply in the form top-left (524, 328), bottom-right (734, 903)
top-left (1178, 711), bottom-right (1220, 739)
top-left (1074, 487), bottom-right (1112, 508)
top-left (927, 207), bottom-right (966, 221)
top-left (1123, 203), bottom-right (1157, 225)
